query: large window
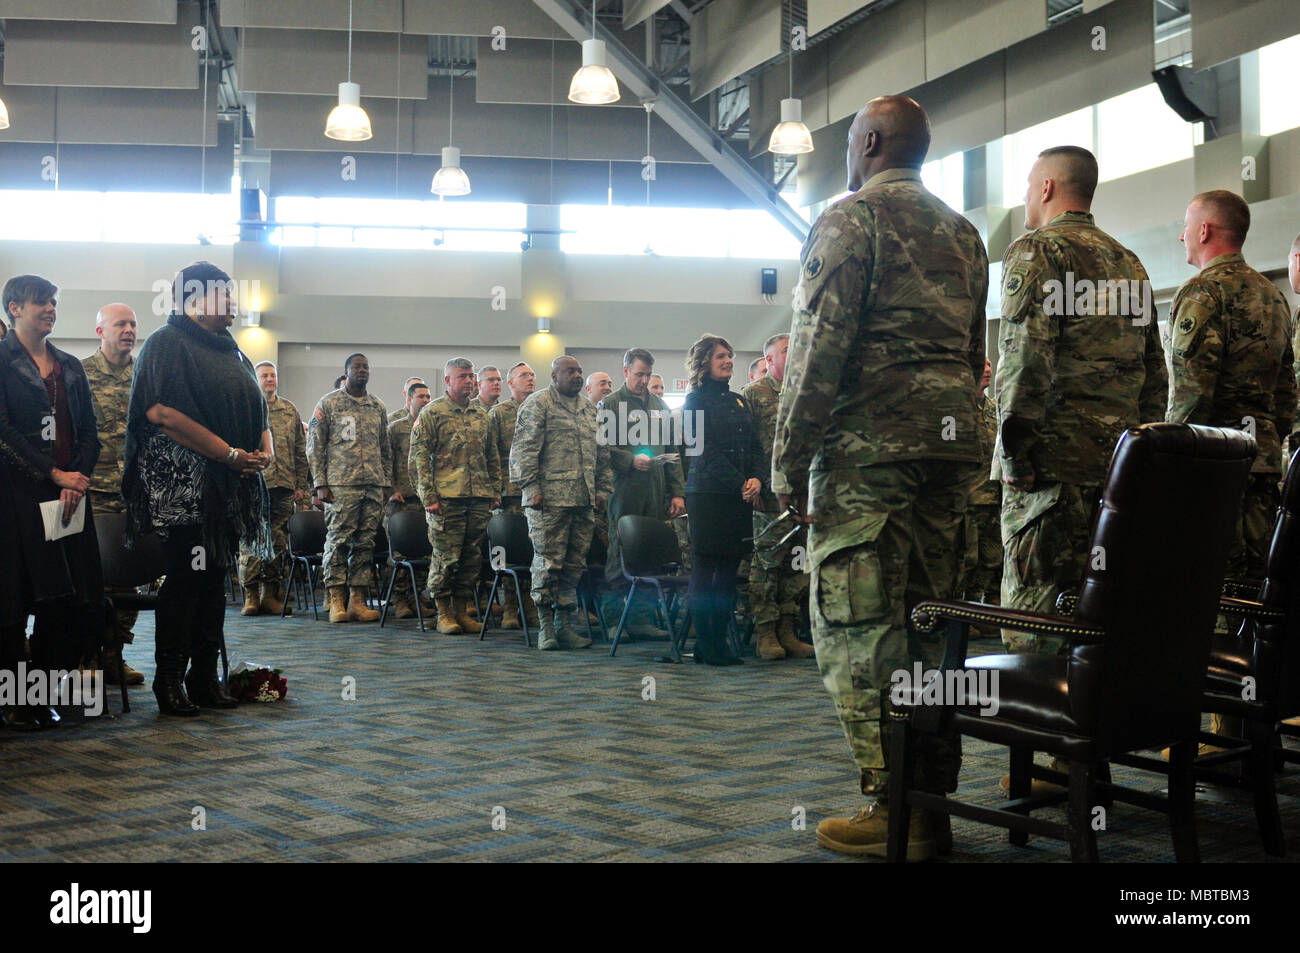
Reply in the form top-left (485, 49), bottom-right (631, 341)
top-left (1002, 106), bottom-right (1093, 206)
top-left (1260, 33), bottom-right (1300, 137)
top-left (1096, 84), bottom-right (1197, 181)
top-left (0, 188), bottom-right (237, 244)
top-left (270, 196), bottom-right (527, 251)
top-left (558, 204), bottom-right (801, 259)
top-left (922, 151), bottom-right (965, 212)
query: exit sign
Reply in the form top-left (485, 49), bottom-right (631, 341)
top-left (672, 378), bottom-right (689, 392)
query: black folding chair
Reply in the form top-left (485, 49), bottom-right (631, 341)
top-left (479, 512), bottom-right (534, 647)
top-left (371, 521), bottom-right (391, 609)
top-left (380, 510), bottom-right (433, 631)
top-left (578, 532), bottom-right (609, 643)
top-left (283, 510), bottom-right (326, 620)
top-left (610, 516), bottom-right (690, 661)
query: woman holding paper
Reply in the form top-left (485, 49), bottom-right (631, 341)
top-left (123, 261), bottom-right (272, 717)
top-left (0, 274), bottom-right (104, 730)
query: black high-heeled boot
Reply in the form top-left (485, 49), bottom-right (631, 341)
top-left (184, 666), bottom-right (237, 709)
top-left (153, 654), bottom-right (199, 716)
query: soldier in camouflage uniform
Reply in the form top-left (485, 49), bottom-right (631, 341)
top-left (388, 377), bottom-right (425, 424)
top-left (743, 332), bottom-right (814, 661)
top-left (1167, 191), bottom-right (1295, 581)
top-left (307, 353), bottom-right (391, 623)
top-left (597, 347), bottom-right (686, 639)
top-left (469, 365), bottom-right (502, 412)
top-left (410, 358), bottom-right (501, 634)
top-left (385, 380), bottom-right (432, 618)
top-left (996, 146), bottom-right (1166, 657)
top-left (239, 361), bottom-right (311, 616)
top-left (486, 361), bottom-right (539, 629)
top-left (84, 303), bottom-right (144, 685)
top-left (959, 359), bottom-right (1002, 606)
top-left (773, 97), bottom-right (987, 858)
top-left (511, 356), bottom-right (612, 651)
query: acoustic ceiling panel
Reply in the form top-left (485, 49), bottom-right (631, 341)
top-left (689, 0), bottom-right (783, 100)
top-left (402, 0), bottom-right (566, 38)
top-left (56, 129), bottom-right (235, 193)
top-left (0, 0), bottom-right (176, 22)
top-left (796, 115), bottom-right (852, 207)
top-left (53, 83), bottom-right (222, 147)
top-left (217, 0), bottom-right (402, 32)
top-left (807, 0), bottom-right (875, 37)
top-left (2, 14), bottom-right (200, 89)
top-left (0, 84), bottom-right (58, 142)
top-left (908, 51), bottom-right (1006, 159)
top-left (238, 28), bottom-right (428, 99)
top-left (826, 0), bottom-right (926, 123)
top-left (923, 0), bottom-right (1043, 81)
top-left (622, 0), bottom-right (674, 29)
top-left (474, 37), bottom-right (639, 107)
top-left (1191, 0), bottom-right (1299, 69)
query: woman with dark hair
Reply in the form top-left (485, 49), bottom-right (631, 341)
top-left (682, 334), bottom-right (765, 666)
top-left (0, 274), bottom-right (104, 729)
top-left (124, 261), bottom-right (272, 716)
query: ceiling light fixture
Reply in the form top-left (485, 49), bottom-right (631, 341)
top-left (431, 71), bottom-right (471, 196)
top-left (768, 1), bottom-right (813, 155)
top-left (324, 0), bottom-right (373, 141)
top-left (568, 0), bottom-right (620, 105)
top-left (0, 95), bottom-right (9, 131)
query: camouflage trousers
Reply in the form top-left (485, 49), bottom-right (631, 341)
top-left (1229, 474), bottom-right (1280, 581)
top-left (811, 460), bottom-right (972, 797)
top-left (88, 491), bottom-right (136, 645)
top-left (672, 514), bottom-right (692, 572)
top-left (749, 509), bottom-right (810, 626)
top-left (322, 485), bottom-right (384, 588)
top-left (959, 502), bottom-right (1003, 602)
top-left (426, 497), bottom-right (491, 600)
top-left (1000, 482), bottom-right (1100, 655)
top-left (384, 498), bottom-right (428, 599)
top-left (527, 504), bottom-right (595, 610)
top-left (238, 487), bottom-right (296, 587)
top-left (592, 507), bottom-right (610, 559)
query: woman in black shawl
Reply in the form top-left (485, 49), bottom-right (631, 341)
top-left (124, 261), bottom-right (272, 716)
top-left (0, 275), bottom-right (105, 729)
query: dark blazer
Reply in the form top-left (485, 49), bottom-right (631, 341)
top-left (0, 332), bottom-right (103, 614)
top-left (682, 377), bottom-right (765, 495)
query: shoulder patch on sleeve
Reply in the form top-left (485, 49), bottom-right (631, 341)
top-left (313, 406), bottom-right (325, 420)
top-left (1171, 288), bottom-right (1218, 354)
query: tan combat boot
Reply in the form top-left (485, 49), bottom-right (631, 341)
top-left (500, 585), bottom-right (522, 629)
top-left (754, 621), bottom-right (786, 660)
top-left (348, 587), bottom-right (380, 623)
top-left (815, 801), bottom-right (936, 860)
top-left (523, 591), bottom-right (540, 628)
top-left (454, 595), bottom-right (480, 633)
top-left (259, 583), bottom-right (284, 616)
top-left (435, 597), bottom-right (463, 634)
top-left (776, 616), bottom-right (816, 659)
top-left (394, 598), bottom-right (416, 619)
top-left (327, 586), bottom-right (349, 623)
top-left (241, 584), bottom-right (261, 616)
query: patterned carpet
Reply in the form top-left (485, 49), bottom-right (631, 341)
top-left (1, 600), bottom-right (1297, 863)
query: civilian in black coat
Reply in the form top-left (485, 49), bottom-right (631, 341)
top-left (0, 275), bottom-right (104, 730)
top-left (682, 334), bottom-right (765, 665)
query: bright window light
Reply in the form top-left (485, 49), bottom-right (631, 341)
top-left (1097, 84), bottom-right (1196, 182)
top-left (559, 204), bottom-right (800, 259)
top-left (1260, 33), bottom-right (1300, 136)
top-left (0, 189), bottom-right (237, 244)
top-left (270, 195), bottom-right (526, 251)
top-left (922, 151), bottom-right (965, 212)
top-left (1002, 106), bottom-right (1093, 208)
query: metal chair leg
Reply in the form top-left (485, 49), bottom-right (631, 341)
top-left (380, 561), bottom-right (398, 627)
top-left (281, 559), bottom-right (296, 618)
top-left (510, 573), bottom-right (531, 647)
top-left (479, 575), bottom-right (501, 640)
top-left (609, 579), bottom-right (638, 656)
top-left (653, 584), bottom-right (681, 662)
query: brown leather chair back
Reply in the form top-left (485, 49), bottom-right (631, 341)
top-left (1251, 448), bottom-right (1300, 709)
top-left (1070, 423), bottom-right (1255, 754)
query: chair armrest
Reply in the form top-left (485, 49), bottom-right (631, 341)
top-left (1054, 591), bottom-right (1078, 615)
top-left (911, 599), bottom-right (1105, 644)
top-left (1222, 578), bottom-right (1263, 600)
top-left (1219, 596), bottom-right (1286, 623)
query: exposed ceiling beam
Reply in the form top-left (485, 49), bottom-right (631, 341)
top-left (531, 0), bottom-right (809, 241)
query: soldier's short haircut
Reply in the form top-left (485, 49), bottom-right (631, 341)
top-left (403, 376), bottom-right (424, 387)
top-left (1037, 146), bottom-right (1098, 202)
top-left (407, 381), bottom-right (430, 398)
top-left (507, 361), bottom-right (531, 380)
top-left (444, 357), bottom-right (473, 375)
top-left (623, 347), bottom-right (655, 369)
top-left (763, 332), bottom-right (789, 355)
top-left (3, 274), bottom-right (58, 317)
top-left (686, 333), bottom-right (734, 391)
top-left (748, 357), bottom-right (764, 375)
top-left (343, 352), bottom-right (366, 371)
top-left (479, 364), bottom-right (501, 377)
top-left (1193, 190), bottom-right (1251, 242)
top-left (254, 361), bottom-right (276, 371)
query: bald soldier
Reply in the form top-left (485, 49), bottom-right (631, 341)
top-left (995, 146), bottom-right (1166, 658)
top-left (773, 96), bottom-right (988, 858)
top-left (84, 303), bottom-right (144, 685)
top-left (470, 365), bottom-right (502, 411)
top-left (1168, 192), bottom-right (1294, 583)
top-left (486, 361), bottom-right (540, 628)
top-left (512, 356), bottom-right (613, 651)
top-left (585, 371), bottom-right (613, 405)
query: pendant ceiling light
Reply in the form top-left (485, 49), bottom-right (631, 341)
top-left (324, 0), bottom-right (373, 141)
top-left (768, 2), bottom-right (812, 155)
top-left (568, 0), bottom-right (620, 105)
top-left (0, 95), bottom-right (9, 131)
top-left (432, 72), bottom-right (471, 196)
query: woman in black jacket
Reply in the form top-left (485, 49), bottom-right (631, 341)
top-left (0, 275), bottom-right (104, 730)
top-left (682, 334), bottom-right (765, 666)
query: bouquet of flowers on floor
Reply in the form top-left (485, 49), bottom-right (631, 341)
top-left (227, 660), bottom-right (288, 703)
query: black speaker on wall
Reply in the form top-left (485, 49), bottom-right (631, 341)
top-left (1153, 65), bottom-right (1219, 123)
top-left (240, 187), bottom-right (268, 242)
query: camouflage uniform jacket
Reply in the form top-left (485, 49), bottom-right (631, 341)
top-left (409, 395), bottom-right (500, 503)
top-left (970, 392), bottom-right (999, 505)
top-left (83, 349), bottom-right (133, 496)
top-left (995, 209), bottom-right (1167, 485)
top-left (511, 384), bottom-right (612, 507)
top-left (388, 414), bottom-right (419, 503)
top-left (741, 373), bottom-right (783, 513)
top-left (1166, 252), bottom-right (1295, 475)
top-left (307, 389), bottom-right (391, 488)
top-left (487, 397), bottom-right (523, 498)
top-left (773, 167), bottom-right (989, 565)
top-left (263, 395), bottom-right (310, 496)
top-left (469, 395), bottom-right (499, 412)
top-left (388, 406), bottom-right (408, 423)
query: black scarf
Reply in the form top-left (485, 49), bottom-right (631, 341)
top-left (122, 312), bottom-right (271, 559)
